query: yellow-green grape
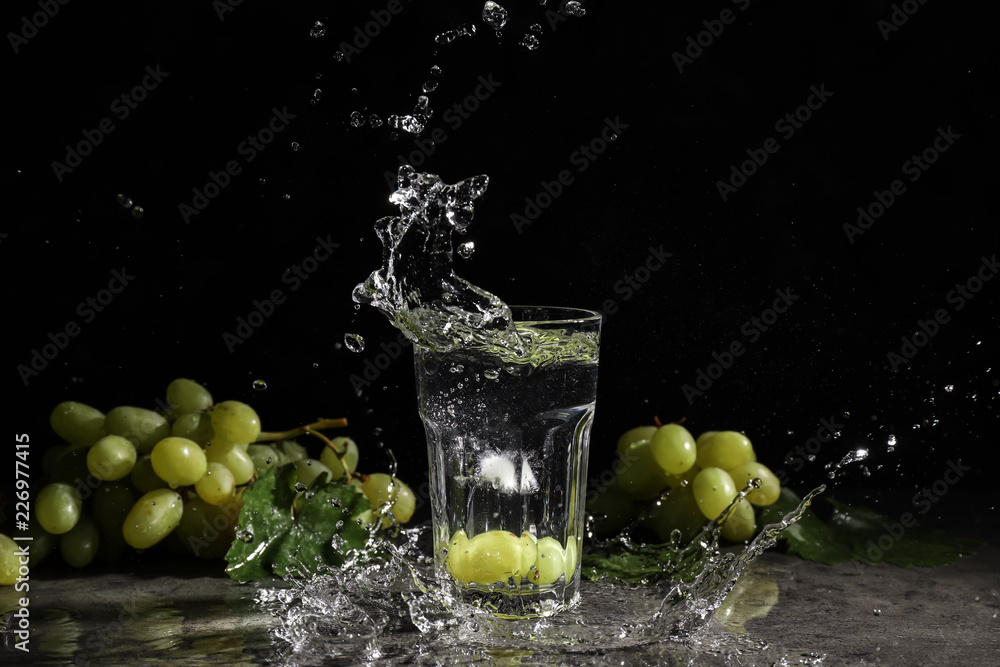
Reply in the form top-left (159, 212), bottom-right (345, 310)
top-left (91, 482), bottom-right (135, 562)
top-left (445, 529), bottom-right (470, 581)
top-left (533, 536), bottom-right (566, 585)
top-left (517, 532), bottom-right (538, 581)
top-left (644, 485), bottom-right (706, 543)
top-left (616, 425), bottom-right (658, 456)
top-left (454, 530), bottom-right (523, 584)
top-left (564, 536), bottom-right (580, 581)
top-left (131, 455), bottom-right (168, 494)
top-left (696, 431), bottom-right (718, 447)
top-left (151, 437), bottom-right (207, 488)
top-left (663, 465), bottom-right (700, 490)
top-left (294, 459), bottom-right (334, 487)
top-left (696, 431), bottom-right (754, 471)
top-left (104, 406), bottom-right (171, 455)
top-left (171, 412), bottom-right (214, 446)
top-left (361, 473), bottom-right (416, 525)
top-left (36, 483), bottom-right (83, 535)
top-left (727, 461), bottom-right (780, 506)
top-left (206, 445), bottom-right (255, 485)
top-left (279, 440), bottom-right (308, 463)
top-left (614, 439), bottom-right (670, 500)
top-left (123, 488), bottom-right (184, 550)
top-left (248, 444), bottom-right (281, 472)
top-left (87, 435), bottom-right (137, 481)
top-left (692, 467), bottom-right (738, 521)
top-left (60, 514), bottom-right (100, 568)
top-left (50, 401), bottom-right (105, 448)
top-left (319, 437), bottom-right (360, 479)
top-left (210, 401), bottom-right (261, 444)
top-left (175, 496), bottom-right (239, 559)
top-left (195, 462), bottom-right (236, 505)
top-left (166, 378), bottom-right (213, 414)
top-left (0, 534), bottom-right (21, 585)
top-left (650, 423), bottom-right (697, 475)
top-left (720, 497), bottom-right (757, 542)
top-left (586, 487), bottom-right (635, 537)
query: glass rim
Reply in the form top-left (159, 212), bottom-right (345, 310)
top-left (508, 305), bottom-right (603, 325)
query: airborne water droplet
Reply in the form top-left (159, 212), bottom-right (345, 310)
top-left (350, 111), bottom-right (365, 127)
top-left (563, 1), bottom-right (586, 17)
top-left (520, 33), bottom-right (540, 50)
top-left (422, 80), bottom-right (439, 93)
top-left (344, 333), bottom-right (365, 352)
top-left (457, 241), bottom-right (475, 258)
top-left (309, 21), bottom-right (326, 38)
top-left (482, 2), bottom-right (508, 31)
top-left (252, 379), bottom-right (268, 391)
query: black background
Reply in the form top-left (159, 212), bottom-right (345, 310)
top-left (4, 1), bottom-right (998, 531)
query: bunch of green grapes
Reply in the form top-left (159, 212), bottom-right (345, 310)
top-left (2, 378), bottom-right (416, 581)
top-left (444, 529), bottom-right (579, 588)
top-left (587, 423), bottom-right (781, 544)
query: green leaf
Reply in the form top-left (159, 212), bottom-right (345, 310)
top-left (225, 465), bottom-right (373, 582)
top-left (758, 488), bottom-right (853, 565)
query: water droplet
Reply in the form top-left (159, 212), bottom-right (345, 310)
top-left (258, 177), bottom-right (267, 185)
top-left (344, 332), bottom-right (365, 352)
top-left (482, 2), bottom-right (508, 31)
top-left (484, 368), bottom-right (500, 380)
top-left (422, 80), bottom-right (439, 93)
top-left (520, 33), bottom-right (540, 50)
top-left (368, 113), bottom-right (383, 127)
top-left (131, 205), bottom-right (144, 219)
top-left (415, 95), bottom-right (430, 111)
top-left (350, 110), bottom-right (365, 127)
top-left (529, 22), bottom-right (543, 33)
top-left (117, 194), bottom-right (132, 207)
top-left (449, 364), bottom-right (465, 373)
top-left (295, 482), bottom-right (308, 492)
top-left (563, 0), bottom-right (586, 17)
top-left (873, 608), bottom-right (882, 616)
top-left (944, 384), bottom-right (954, 392)
top-left (430, 64), bottom-right (442, 76)
top-left (291, 141), bottom-right (301, 151)
top-left (333, 51), bottom-right (344, 62)
top-left (252, 379), bottom-right (268, 391)
top-left (312, 88), bottom-right (323, 103)
top-left (457, 240), bottom-right (475, 258)
top-left (309, 21), bottom-right (326, 38)
top-left (282, 193), bottom-right (291, 200)
top-left (236, 529), bottom-right (254, 543)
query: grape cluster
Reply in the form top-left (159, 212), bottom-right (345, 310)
top-left (1, 379), bottom-right (416, 582)
top-left (588, 424), bottom-right (781, 544)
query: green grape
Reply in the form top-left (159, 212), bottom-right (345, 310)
top-left (60, 514), bottom-right (100, 568)
top-left (210, 401), bottom-right (261, 444)
top-left (696, 431), bottom-right (754, 471)
top-left (696, 431), bottom-right (718, 447)
top-left (278, 440), bottom-right (308, 463)
top-left (517, 532), bottom-right (538, 581)
top-left (692, 467), bottom-right (738, 521)
top-left (445, 529), bottom-right (470, 581)
top-left (151, 437), bottom-right (207, 488)
top-left (586, 487), bottom-right (635, 537)
top-left (50, 401), bottom-right (105, 448)
top-left (319, 437), bottom-right (360, 479)
top-left (533, 536), bottom-right (566, 585)
top-left (25, 518), bottom-right (59, 568)
top-left (87, 435), bottom-right (137, 481)
top-left (195, 462), bottom-right (236, 505)
top-left (727, 461), bottom-right (781, 506)
top-left (616, 425), bottom-right (658, 456)
top-left (455, 530), bottom-right (523, 584)
top-left (171, 412), bottom-right (214, 445)
top-left (104, 406), bottom-right (171, 454)
top-left (0, 534), bottom-right (21, 585)
top-left (175, 496), bottom-right (239, 559)
top-left (91, 482), bottom-right (135, 562)
top-left (361, 473), bottom-right (416, 525)
top-left (247, 444), bottom-right (281, 472)
top-left (650, 423), bottom-right (697, 475)
top-left (663, 465), bottom-right (700, 490)
top-left (123, 488), bottom-right (184, 550)
top-left (131, 455), bottom-right (168, 494)
top-left (166, 378), bottom-right (213, 414)
top-left (206, 445), bottom-right (255, 485)
top-left (644, 485), bottom-right (706, 543)
top-left (720, 497), bottom-right (756, 542)
top-left (614, 439), bottom-right (670, 500)
top-left (564, 536), bottom-right (580, 581)
top-left (294, 459), bottom-right (334, 487)
top-left (36, 483), bottom-right (83, 535)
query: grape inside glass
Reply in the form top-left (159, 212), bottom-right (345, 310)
top-left (416, 306), bottom-right (601, 618)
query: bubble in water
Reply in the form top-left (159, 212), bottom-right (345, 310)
top-left (457, 240), bottom-right (475, 258)
top-left (482, 2), bottom-right (508, 31)
top-left (344, 333), bottom-right (365, 353)
top-left (520, 33), bottom-right (540, 50)
top-left (252, 379), bottom-right (268, 391)
top-left (309, 21), bottom-right (326, 38)
top-left (350, 111), bottom-right (365, 127)
top-left (422, 80), bottom-right (439, 93)
top-left (563, 0), bottom-right (586, 17)
top-left (236, 529), bottom-right (254, 543)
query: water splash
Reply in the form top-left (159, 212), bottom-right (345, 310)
top-left (482, 2), bottom-right (509, 31)
top-left (308, 21), bottom-right (325, 38)
top-left (435, 23), bottom-right (477, 44)
top-left (824, 448), bottom-right (870, 479)
top-left (344, 333), bottom-right (365, 353)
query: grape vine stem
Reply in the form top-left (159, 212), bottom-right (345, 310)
top-left (255, 417), bottom-right (349, 442)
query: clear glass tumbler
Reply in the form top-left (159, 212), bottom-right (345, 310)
top-left (415, 306), bottom-right (601, 618)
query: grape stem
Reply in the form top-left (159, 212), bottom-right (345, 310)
top-left (255, 417), bottom-right (348, 442)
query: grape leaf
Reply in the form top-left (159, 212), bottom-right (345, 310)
top-left (758, 488), bottom-right (853, 565)
top-left (224, 466), bottom-right (373, 582)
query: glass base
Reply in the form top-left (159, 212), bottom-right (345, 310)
top-left (443, 575), bottom-right (581, 619)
